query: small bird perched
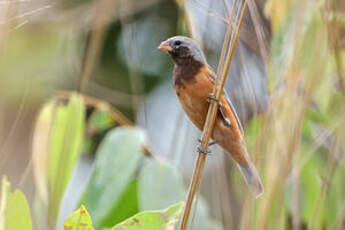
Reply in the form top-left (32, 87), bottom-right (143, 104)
top-left (158, 36), bottom-right (263, 197)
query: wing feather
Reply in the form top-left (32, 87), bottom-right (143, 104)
top-left (205, 66), bottom-right (245, 135)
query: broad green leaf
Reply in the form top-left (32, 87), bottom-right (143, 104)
top-left (0, 177), bottom-right (32, 230)
top-left (47, 94), bottom-right (85, 227)
top-left (62, 205), bottom-right (93, 230)
top-left (138, 160), bottom-right (185, 211)
top-left (110, 202), bottom-right (184, 230)
top-left (138, 160), bottom-right (222, 230)
top-left (98, 180), bottom-right (139, 229)
top-left (84, 108), bottom-right (115, 154)
top-left (80, 127), bottom-right (145, 228)
top-left (89, 108), bottom-right (115, 131)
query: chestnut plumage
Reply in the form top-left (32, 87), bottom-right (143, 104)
top-left (158, 36), bottom-right (263, 197)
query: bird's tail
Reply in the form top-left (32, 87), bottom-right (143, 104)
top-left (237, 161), bottom-right (264, 198)
top-left (223, 140), bottom-right (264, 197)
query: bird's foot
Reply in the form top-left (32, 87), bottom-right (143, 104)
top-left (207, 93), bottom-right (219, 103)
top-left (207, 94), bottom-right (231, 127)
top-left (197, 146), bottom-right (211, 155)
top-left (198, 138), bottom-right (216, 146)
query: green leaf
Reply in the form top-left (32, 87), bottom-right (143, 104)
top-left (138, 160), bottom-right (221, 230)
top-left (0, 176), bottom-right (32, 230)
top-left (80, 127), bottom-right (145, 228)
top-left (264, 0), bottom-right (298, 32)
top-left (325, 159), bottom-right (345, 228)
top-left (62, 205), bottom-right (93, 230)
top-left (110, 202), bottom-right (184, 230)
top-left (84, 108), bottom-right (115, 154)
top-left (47, 94), bottom-right (85, 227)
top-left (300, 157), bottom-right (322, 225)
top-left (98, 180), bottom-right (139, 229)
top-left (89, 108), bottom-right (115, 131)
top-left (138, 160), bottom-right (185, 211)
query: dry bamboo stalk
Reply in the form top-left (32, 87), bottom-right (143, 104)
top-left (178, 1), bottom-right (249, 230)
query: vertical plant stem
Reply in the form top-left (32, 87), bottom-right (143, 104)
top-left (0, 0), bottom-right (14, 55)
top-left (216, 0), bottom-right (239, 76)
top-left (178, 1), bottom-right (249, 230)
top-left (0, 177), bottom-right (10, 230)
top-left (77, 0), bottom-right (115, 92)
top-left (292, 163), bottom-right (300, 230)
top-left (326, 0), bottom-right (345, 95)
top-left (179, 153), bottom-right (206, 230)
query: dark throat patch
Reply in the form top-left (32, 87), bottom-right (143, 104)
top-left (172, 58), bottom-right (203, 88)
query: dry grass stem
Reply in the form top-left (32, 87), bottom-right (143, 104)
top-left (77, 0), bottom-right (116, 92)
top-left (178, 1), bottom-right (249, 230)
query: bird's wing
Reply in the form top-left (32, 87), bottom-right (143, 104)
top-left (222, 89), bottom-right (245, 135)
top-left (205, 65), bottom-right (245, 135)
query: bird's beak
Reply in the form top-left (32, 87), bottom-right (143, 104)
top-left (158, 41), bottom-right (172, 52)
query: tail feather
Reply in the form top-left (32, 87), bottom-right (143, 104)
top-left (220, 134), bottom-right (263, 197)
top-left (237, 162), bottom-right (264, 198)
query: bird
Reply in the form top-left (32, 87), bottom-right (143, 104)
top-left (158, 36), bottom-right (263, 197)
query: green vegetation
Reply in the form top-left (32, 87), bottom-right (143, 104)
top-left (0, 0), bottom-right (345, 230)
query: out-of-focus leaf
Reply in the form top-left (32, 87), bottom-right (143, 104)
top-left (264, 0), bottom-right (298, 32)
top-left (138, 160), bottom-right (185, 211)
top-left (110, 202), bottom-right (184, 230)
top-left (32, 102), bottom-right (54, 204)
top-left (306, 107), bottom-right (330, 126)
top-left (335, 12), bottom-right (345, 28)
top-left (0, 27), bottom-right (74, 102)
top-left (62, 205), bottom-right (93, 230)
top-left (300, 157), bottom-right (322, 225)
top-left (84, 108), bottom-right (116, 154)
top-left (326, 159), bottom-right (345, 228)
top-left (98, 180), bottom-right (139, 229)
top-left (267, 9), bottom-right (294, 89)
top-left (138, 160), bottom-right (222, 230)
top-left (0, 177), bottom-right (32, 230)
top-left (80, 127), bottom-right (145, 229)
top-left (47, 94), bottom-right (85, 226)
top-left (89, 108), bottom-right (115, 132)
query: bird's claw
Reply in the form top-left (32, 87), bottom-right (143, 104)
top-left (198, 138), bottom-right (216, 146)
top-left (207, 94), bottom-right (231, 127)
top-left (206, 93), bottom-right (232, 127)
top-left (197, 146), bottom-right (211, 155)
top-left (207, 93), bottom-right (219, 103)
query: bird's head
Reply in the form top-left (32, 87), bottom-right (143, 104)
top-left (158, 36), bottom-right (206, 65)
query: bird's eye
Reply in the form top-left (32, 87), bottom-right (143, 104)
top-left (174, 40), bottom-right (182, 46)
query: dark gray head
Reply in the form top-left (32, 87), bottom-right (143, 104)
top-left (158, 36), bottom-right (206, 65)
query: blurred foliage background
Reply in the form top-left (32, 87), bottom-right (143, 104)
top-left (0, 0), bottom-right (345, 229)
